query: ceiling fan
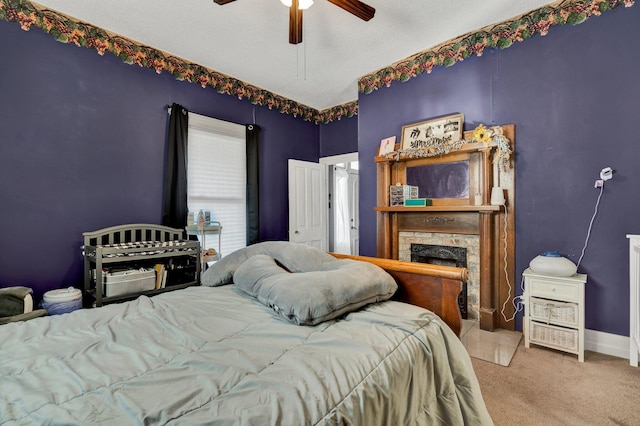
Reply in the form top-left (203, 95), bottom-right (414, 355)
top-left (213, 0), bottom-right (375, 45)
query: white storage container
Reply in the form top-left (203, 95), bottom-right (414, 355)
top-left (104, 268), bottom-right (156, 297)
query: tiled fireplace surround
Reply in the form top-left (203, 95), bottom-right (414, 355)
top-left (376, 207), bottom-right (510, 331)
top-left (399, 232), bottom-right (480, 320)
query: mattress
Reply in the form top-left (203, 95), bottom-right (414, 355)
top-left (0, 286), bottom-right (491, 425)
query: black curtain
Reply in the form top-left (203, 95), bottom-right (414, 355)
top-left (162, 103), bottom-right (189, 230)
top-left (246, 124), bottom-right (261, 245)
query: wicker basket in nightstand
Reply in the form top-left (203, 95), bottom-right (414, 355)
top-left (530, 321), bottom-right (579, 352)
top-left (530, 297), bottom-right (579, 327)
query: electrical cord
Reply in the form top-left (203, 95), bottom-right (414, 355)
top-left (502, 275), bottom-right (525, 323)
top-left (576, 183), bottom-right (604, 269)
top-left (499, 202), bottom-right (523, 323)
top-left (502, 170), bottom-right (608, 322)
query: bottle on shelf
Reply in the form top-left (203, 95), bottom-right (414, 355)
top-left (197, 210), bottom-right (205, 230)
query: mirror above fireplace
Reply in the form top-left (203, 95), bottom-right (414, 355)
top-left (406, 160), bottom-right (470, 200)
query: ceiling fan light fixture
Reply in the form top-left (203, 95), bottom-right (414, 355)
top-left (298, 0), bottom-right (314, 10)
top-left (280, 0), bottom-right (313, 10)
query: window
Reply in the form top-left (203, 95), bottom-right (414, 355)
top-left (187, 113), bottom-right (246, 258)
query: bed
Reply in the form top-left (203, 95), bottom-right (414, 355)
top-left (0, 234), bottom-right (492, 425)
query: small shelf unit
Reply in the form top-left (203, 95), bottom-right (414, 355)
top-left (186, 221), bottom-right (222, 269)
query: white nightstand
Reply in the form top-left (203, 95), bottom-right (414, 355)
top-left (523, 268), bottom-right (587, 362)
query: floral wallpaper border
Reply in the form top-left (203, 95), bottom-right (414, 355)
top-left (359, 0), bottom-right (634, 94)
top-left (0, 0), bottom-right (633, 123)
top-left (0, 0), bottom-right (359, 124)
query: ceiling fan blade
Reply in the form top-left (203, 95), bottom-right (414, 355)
top-left (289, 0), bottom-right (303, 44)
top-left (213, 0), bottom-right (237, 4)
top-left (326, 0), bottom-right (375, 21)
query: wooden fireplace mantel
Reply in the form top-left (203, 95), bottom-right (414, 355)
top-left (375, 205), bottom-right (501, 213)
top-left (375, 124), bottom-right (516, 332)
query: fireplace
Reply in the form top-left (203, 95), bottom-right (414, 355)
top-left (374, 124), bottom-right (516, 331)
top-left (411, 243), bottom-right (468, 319)
top-left (395, 223), bottom-right (485, 324)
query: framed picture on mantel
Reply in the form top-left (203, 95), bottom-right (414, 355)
top-left (379, 136), bottom-right (396, 156)
top-left (400, 113), bottom-right (464, 151)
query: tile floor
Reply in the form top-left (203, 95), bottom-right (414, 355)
top-left (460, 320), bottom-right (522, 366)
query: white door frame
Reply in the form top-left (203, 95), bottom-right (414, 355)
top-left (348, 168), bottom-right (359, 256)
top-left (319, 153), bottom-right (359, 166)
top-left (287, 153), bottom-right (358, 252)
top-left (320, 153), bottom-right (359, 254)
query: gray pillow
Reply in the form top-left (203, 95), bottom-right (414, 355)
top-left (201, 241), bottom-right (335, 287)
top-left (233, 254), bottom-right (397, 325)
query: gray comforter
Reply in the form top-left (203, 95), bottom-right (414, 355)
top-left (0, 286), bottom-right (492, 425)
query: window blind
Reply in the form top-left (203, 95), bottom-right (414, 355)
top-left (187, 113), bottom-right (246, 258)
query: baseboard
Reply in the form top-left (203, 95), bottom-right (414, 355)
top-left (585, 329), bottom-right (629, 359)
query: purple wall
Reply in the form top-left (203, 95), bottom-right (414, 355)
top-left (358, 5), bottom-right (640, 336)
top-left (0, 20), bottom-right (318, 302)
top-left (3, 6), bottom-right (637, 337)
top-left (319, 115), bottom-right (358, 158)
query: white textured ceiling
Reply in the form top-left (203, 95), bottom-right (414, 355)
top-left (33, 0), bottom-right (554, 110)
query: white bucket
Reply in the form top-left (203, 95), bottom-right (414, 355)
top-left (42, 287), bottom-right (82, 315)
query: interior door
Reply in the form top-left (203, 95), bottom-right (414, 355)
top-left (288, 159), bottom-right (328, 250)
top-left (348, 169), bottom-right (359, 255)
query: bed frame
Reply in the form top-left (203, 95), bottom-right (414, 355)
top-left (332, 253), bottom-right (467, 336)
top-left (82, 223), bottom-right (467, 336)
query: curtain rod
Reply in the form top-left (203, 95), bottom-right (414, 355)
top-left (165, 104), bottom-right (188, 116)
top-left (166, 104), bottom-right (252, 128)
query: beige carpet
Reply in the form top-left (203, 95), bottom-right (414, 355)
top-left (472, 342), bottom-right (640, 425)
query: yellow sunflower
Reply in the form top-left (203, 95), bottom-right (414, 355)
top-left (472, 124), bottom-right (492, 143)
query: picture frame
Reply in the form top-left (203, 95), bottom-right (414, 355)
top-left (379, 136), bottom-right (396, 155)
top-left (400, 113), bottom-right (464, 151)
